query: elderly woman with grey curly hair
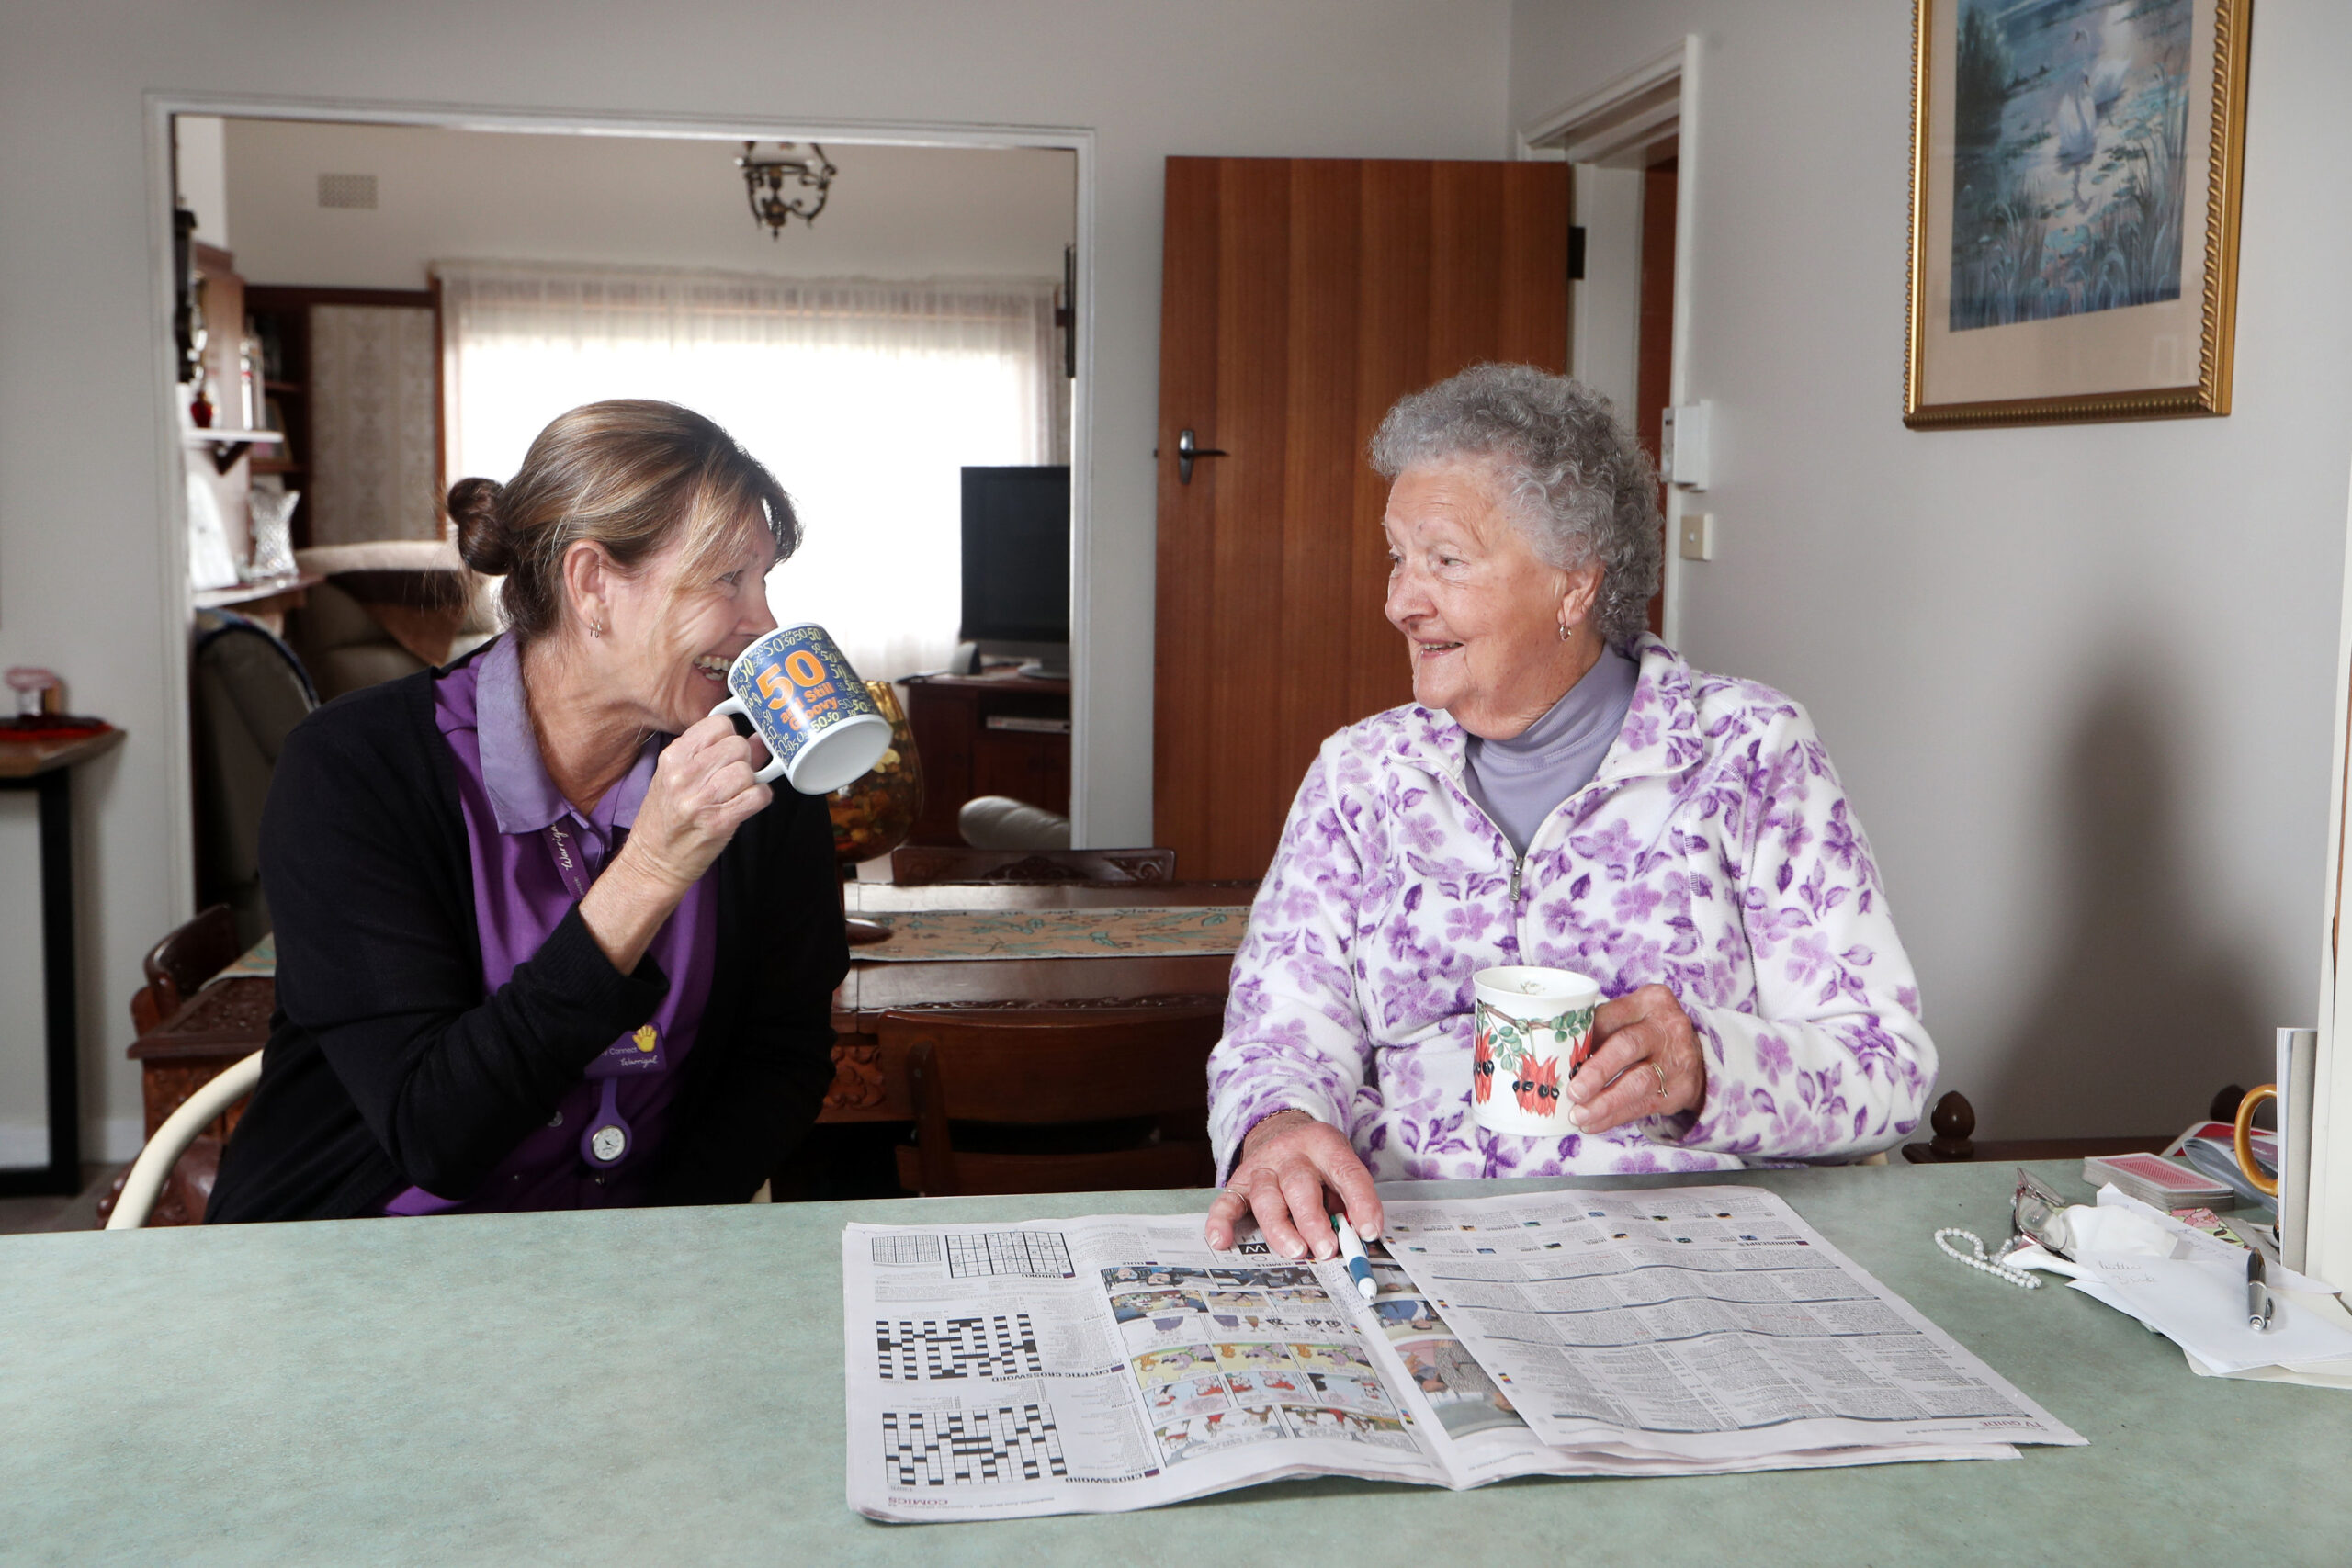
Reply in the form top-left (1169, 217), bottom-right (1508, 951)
top-left (1203, 364), bottom-right (1936, 1261)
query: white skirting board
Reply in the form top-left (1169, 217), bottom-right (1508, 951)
top-left (0, 1118), bottom-right (147, 1168)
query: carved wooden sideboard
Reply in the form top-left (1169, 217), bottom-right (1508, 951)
top-left (817, 991), bottom-right (1227, 1121)
top-left (106, 977), bottom-right (272, 1225)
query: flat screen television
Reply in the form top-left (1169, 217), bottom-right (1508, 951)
top-left (959, 465), bottom-right (1070, 672)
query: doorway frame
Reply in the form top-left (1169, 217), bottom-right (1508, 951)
top-left (1515, 38), bottom-right (1700, 649)
top-left (141, 91), bottom-right (1099, 910)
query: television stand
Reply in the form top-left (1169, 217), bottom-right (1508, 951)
top-left (900, 670), bottom-right (1071, 844)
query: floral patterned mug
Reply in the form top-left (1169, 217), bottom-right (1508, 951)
top-left (1470, 965), bottom-right (1601, 1136)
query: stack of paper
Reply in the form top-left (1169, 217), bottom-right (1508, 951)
top-left (2014, 1187), bottom-right (2352, 1384)
top-left (842, 1187), bottom-right (2082, 1522)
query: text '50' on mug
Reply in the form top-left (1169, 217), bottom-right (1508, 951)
top-left (1470, 965), bottom-right (1601, 1137)
top-left (709, 624), bottom-right (891, 795)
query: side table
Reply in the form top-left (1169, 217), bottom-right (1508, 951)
top-left (0, 728), bottom-right (126, 1196)
top-left (898, 671), bottom-right (1070, 843)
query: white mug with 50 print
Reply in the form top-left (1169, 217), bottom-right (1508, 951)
top-left (708, 623), bottom-right (890, 795)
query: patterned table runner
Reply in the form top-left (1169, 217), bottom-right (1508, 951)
top-left (219, 934), bottom-right (276, 981)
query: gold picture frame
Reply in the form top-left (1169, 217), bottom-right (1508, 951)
top-left (1905, 0), bottom-right (2251, 428)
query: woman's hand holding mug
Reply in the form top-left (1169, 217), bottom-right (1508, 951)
top-left (582, 716), bottom-right (771, 975)
top-left (623, 715), bottom-right (775, 891)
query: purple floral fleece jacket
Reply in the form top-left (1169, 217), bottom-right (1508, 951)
top-left (1207, 636), bottom-right (1936, 1180)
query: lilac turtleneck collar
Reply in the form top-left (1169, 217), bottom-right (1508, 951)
top-left (1461, 648), bottom-right (1639, 855)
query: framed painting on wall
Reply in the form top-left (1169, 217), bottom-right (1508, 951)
top-left (1905, 0), bottom-right (2251, 428)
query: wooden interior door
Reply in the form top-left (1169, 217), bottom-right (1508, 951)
top-left (1153, 157), bottom-right (1569, 881)
top-left (1634, 157), bottom-right (1677, 635)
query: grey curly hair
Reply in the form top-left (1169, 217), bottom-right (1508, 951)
top-left (1368, 364), bottom-right (1661, 651)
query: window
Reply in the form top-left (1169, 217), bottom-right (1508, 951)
top-left (440, 262), bottom-right (1067, 679)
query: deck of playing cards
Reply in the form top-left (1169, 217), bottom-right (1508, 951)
top-left (2083, 1152), bottom-right (2238, 1210)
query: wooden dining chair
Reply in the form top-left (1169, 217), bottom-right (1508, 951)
top-left (129, 903), bottom-right (240, 1034)
top-left (888, 846), bottom-right (1176, 886)
top-left (885, 1006), bottom-right (1223, 1196)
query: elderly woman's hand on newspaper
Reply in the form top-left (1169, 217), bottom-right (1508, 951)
top-left (1203, 1111), bottom-right (1385, 1259)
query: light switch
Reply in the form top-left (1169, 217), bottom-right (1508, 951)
top-left (1679, 512), bottom-right (1714, 561)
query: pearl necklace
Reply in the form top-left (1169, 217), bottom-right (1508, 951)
top-left (1935, 1227), bottom-right (2043, 1289)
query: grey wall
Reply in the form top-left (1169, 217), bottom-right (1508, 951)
top-left (1512, 0), bottom-right (2352, 1137)
top-left (0, 0), bottom-right (1514, 1157)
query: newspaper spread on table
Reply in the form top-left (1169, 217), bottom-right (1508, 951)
top-left (842, 1185), bottom-right (2082, 1521)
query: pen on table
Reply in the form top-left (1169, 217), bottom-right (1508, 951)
top-left (1331, 1213), bottom-right (1377, 1302)
top-left (2247, 1247), bottom-right (2276, 1332)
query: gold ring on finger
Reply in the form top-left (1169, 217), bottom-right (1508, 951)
top-left (1651, 1060), bottom-right (1668, 1100)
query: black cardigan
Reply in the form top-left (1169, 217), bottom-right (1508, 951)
top-left (207, 649), bottom-right (850, 1222)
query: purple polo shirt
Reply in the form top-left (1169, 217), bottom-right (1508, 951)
top-left (379, 636), bottom-right (716, 1214)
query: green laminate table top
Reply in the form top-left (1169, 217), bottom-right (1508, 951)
top-left (6, 1162), bottom-right (2350, 1566)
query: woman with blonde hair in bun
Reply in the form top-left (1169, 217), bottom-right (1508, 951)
top-left (209, 400), bottom-right (849, 1221)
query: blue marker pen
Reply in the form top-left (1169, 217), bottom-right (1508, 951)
top-left (1332, 1213), bottom-right (1377, 1302)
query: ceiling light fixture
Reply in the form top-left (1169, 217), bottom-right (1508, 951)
top-left (736, 141), bottom-right (836, 239)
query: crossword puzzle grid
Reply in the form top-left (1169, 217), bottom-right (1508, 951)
top-left (871, 1235), bottom-right (943, 1266)
top-left (945, 1231), bottom-right (1074, 1279)
top-left (882, 1404), bottom-right (1068, 1486)
top-left (876, 1314), bottom-right (1044, 1382)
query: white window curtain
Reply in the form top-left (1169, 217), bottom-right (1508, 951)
top-left (438, 261), bottom-right (1068, 680)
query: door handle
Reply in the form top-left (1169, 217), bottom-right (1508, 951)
top-left (1175, 428), bottom-right (1227, 485)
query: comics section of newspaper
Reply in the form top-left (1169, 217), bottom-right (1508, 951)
top-left (842, 1217), bottom-right (1447, 1520)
